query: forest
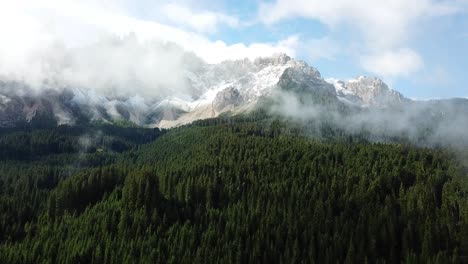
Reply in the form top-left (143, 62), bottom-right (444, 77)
top-left (0, 113), bottom-right (467, 263)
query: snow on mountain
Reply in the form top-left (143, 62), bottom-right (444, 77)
top-left (147, 53), bottom-right (328, 127)
top-left (326, 76), bottom-right (407, 107)
top-left (0, 53), bottom-right (412, 128)
top-left (0, 95), bottom-right (11, 105)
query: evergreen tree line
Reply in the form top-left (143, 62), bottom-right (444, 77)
top-left (0, 117), bottom-right (466, 263)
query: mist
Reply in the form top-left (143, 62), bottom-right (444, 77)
top-left (269, 89), bottom-right (468, 149)
top-left (0, 0), bottom-right (296, 102)
top-left (0, 34), bottom-right (200, 99)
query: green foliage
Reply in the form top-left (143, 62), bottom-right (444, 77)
top-left (109, 119), bottom-right (140, 128)
top-left (0, 118), bottom-right (466, 263)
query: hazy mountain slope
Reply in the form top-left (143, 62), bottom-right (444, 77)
top-left (0, 53), bottom-right (466, 135)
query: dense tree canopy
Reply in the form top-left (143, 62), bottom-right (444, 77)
top-left (0, 116), bottom-right (466, 263)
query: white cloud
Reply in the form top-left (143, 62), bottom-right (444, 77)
top-left (258, 0), bottom-right (465, 77)
top-left (161, 3), bottom-right (239, 33)
top-left (62, 35), bottom-right (194, 98)
top-left (259, 0), bottom-right (463, 47)
top-left (360, 48), bottom-right (424, 77)
top-left (0, 0), bottom-right (297, 63)
top-left (0, 0), bottom-right (298, 96)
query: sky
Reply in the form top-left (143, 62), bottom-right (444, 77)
top-left (0, 0), bottom-right (467, 99)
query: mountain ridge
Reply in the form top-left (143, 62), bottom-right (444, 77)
top-left (0, 53), bottom-right (465, 129)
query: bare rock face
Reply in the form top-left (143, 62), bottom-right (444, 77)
top-left (213, 87), bottom-right (243, 113)
top-left (278, 66), bottom-right (336, 98)
top-left (0, 51), bottom-right (422, 129)
top-left (328, 76), bottom-right (407, 108)
top-left (254, 53), bottom-right (292, 68)
top-left (344, 76), bottom-right (405, 107)
top-left (0, 95), bottom-right (25, 127)
top-left (0, 86), bottom-right (77, 127)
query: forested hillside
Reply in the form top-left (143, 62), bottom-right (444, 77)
top-left (0, 116), bottom-right (466, 263)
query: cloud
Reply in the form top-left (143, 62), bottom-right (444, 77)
top-left (258, 0), bottom-right (465, 77)
top-left (269, 89), bottom-right (468, 148)
top-left (161, 3), bottom-right (239, 33)
top-left (360, 48), bottom-right (424, 78)
top-left (258, 0), bottom-right (463, 45)
top-left (0, 0), bottom-right (298, 96)
top-left (62, 35), bottom-right (194, 98)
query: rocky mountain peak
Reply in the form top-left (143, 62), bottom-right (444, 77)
top-left (253, 53), bottom-right (291, 67)
top-left (327, 76), bottom-right (406, 107)
top-left (213, 86), bottom-right (244, 113)
top-left (0, 52), bottom-right (415, 128)
top-left (346, 76), bottom-right (405, 106)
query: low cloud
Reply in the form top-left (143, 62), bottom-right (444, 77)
top-left (63, 35), bottom-right (193, 98)
top-left (0, 33), bottom-right (195, 98)
top-left (0, 0), bottom-right (298, 97)
top-left (269, 89), bottom-right (468, 148)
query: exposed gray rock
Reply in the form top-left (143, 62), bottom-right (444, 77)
top-left (343, 76), bottom-right (406, 107)
top-left (2, 52), bottom-right (463, 129)
top-left (213, 87), bottom-right (243, 112)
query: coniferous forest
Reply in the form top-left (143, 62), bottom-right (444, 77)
top-left (0, 113), bottom-right (467, 263)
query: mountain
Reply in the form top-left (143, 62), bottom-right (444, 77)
top-left (1, 54), bottom-right (467, 263)
top-left (0, 53), bottom-right (466, 130)
top-left (326, 76), bottom-right (407, 107)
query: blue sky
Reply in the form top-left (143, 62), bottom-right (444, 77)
top-left (1, 0), bottom-right (467, 99)
top-left (207, 0), bottom-right (468, 99)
